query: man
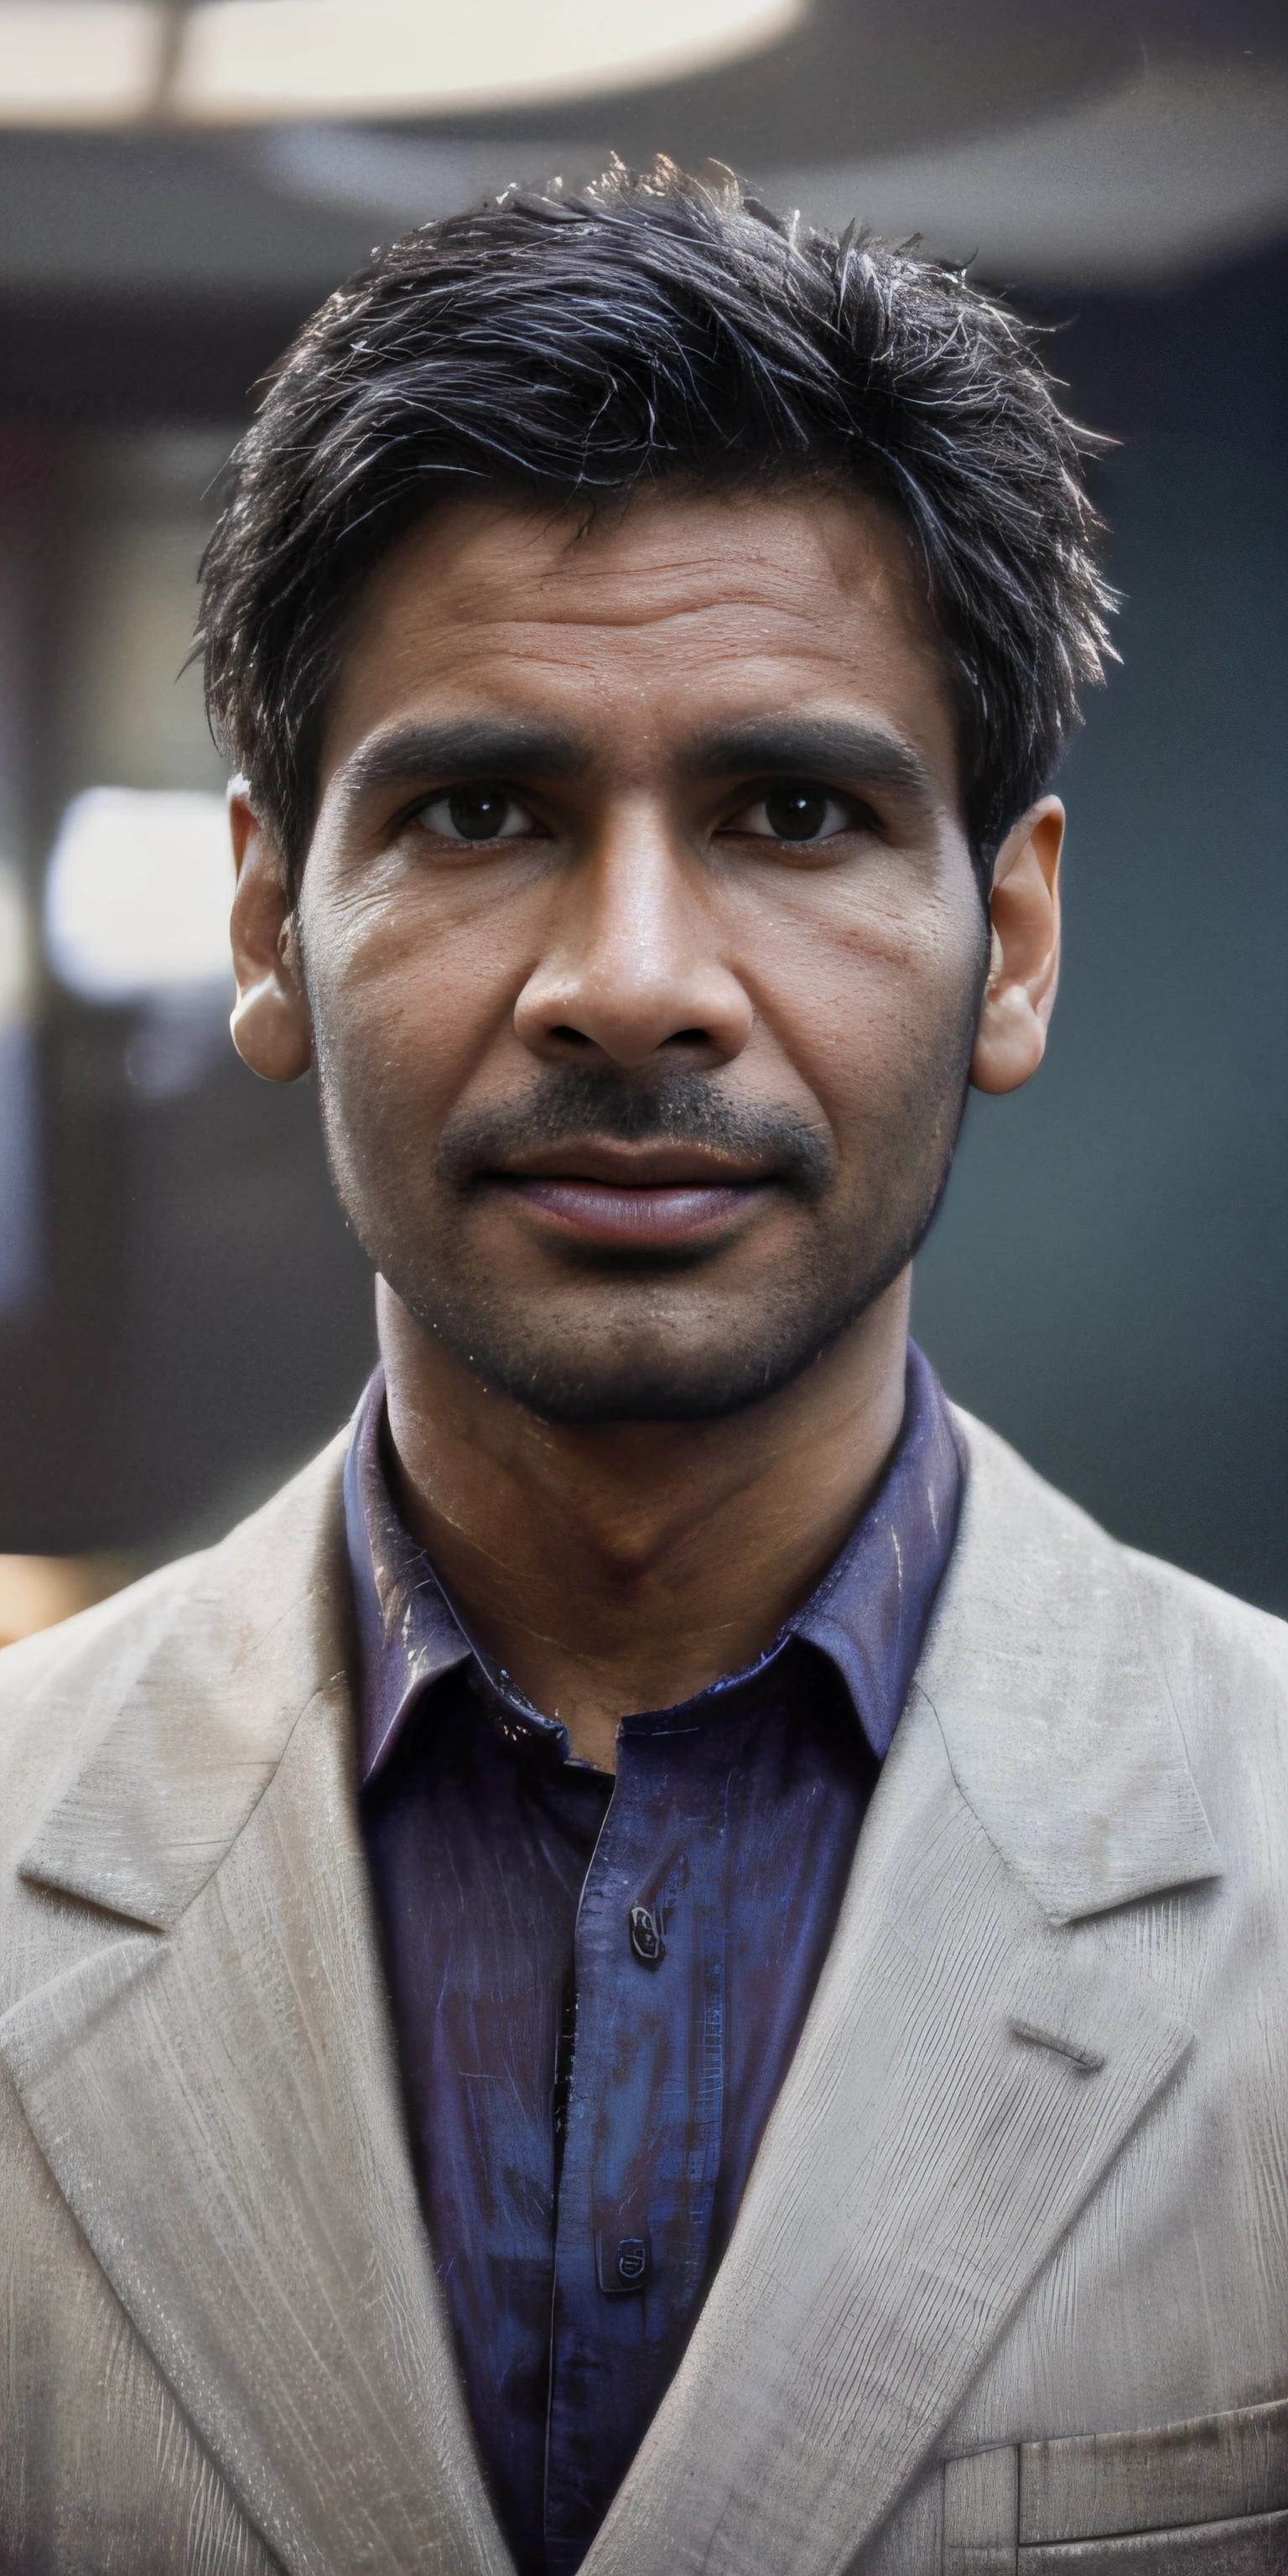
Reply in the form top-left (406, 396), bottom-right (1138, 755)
top-left (2, 163), bottom-right (1285, 2576)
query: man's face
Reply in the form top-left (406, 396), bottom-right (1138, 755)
top-left (294, 484), bottom-right (989, 1422)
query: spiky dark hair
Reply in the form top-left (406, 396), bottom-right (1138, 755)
top-left (199, 158), bottom-right (1115, 893)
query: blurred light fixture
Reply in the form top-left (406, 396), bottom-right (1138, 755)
top-left (0, 0), bottom-right (806, 127)
top-left (44, 788), bottom-right (234, 1002)
top-left (0, 3), bottom-right (160, 127)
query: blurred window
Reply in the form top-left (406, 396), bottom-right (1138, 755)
top-left (38, 430), bottom-right (236, 1008)
top-left (0, 852), bottom-right (31, 1028)
top-left (0, 853), bottom-right (38, 1317)
top-left (44, 787), bottom-right (233, 1001)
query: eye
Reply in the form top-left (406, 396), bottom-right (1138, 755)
top-left (724, 783), bottom-right (865, 844)
top-left (412, 786), bottom-right (536, 843)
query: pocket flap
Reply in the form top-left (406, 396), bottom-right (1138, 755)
top-left (1020, 2397), bottom-right (1288, 2543)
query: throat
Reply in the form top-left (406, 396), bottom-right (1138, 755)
top-left (376, 1265), bottom-right (915, 1767)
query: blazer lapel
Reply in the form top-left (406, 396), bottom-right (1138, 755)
top-left (0, 1441), bottom-right (512, 2576)
top-left (585, 1411), bottom-right (1221, 2576)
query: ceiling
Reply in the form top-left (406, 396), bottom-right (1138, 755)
top-left (0, 0), bottom-right (1284, 309)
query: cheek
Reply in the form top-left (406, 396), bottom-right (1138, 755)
top-left (302, 874), bottom-right (532, 1128)
top-left (738, 869), bottom-right (987, 1129)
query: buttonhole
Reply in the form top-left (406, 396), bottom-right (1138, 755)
top-left (1009, 2016), bottom-right (1105, 2075)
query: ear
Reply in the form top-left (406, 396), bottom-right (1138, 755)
top-left (228, 787), bottom-right (314, 1083)
top-left (970, 796), bottom-right (1064, 1096)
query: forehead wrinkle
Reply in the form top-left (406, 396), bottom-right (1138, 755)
top-left (330, 496), bottom-right (960, 794)
top-left (361, 476), bottom-right (929, 649)
top-left (398, 605), bottom-right (895, 715)
top-left (429, 559), bottom-right (877, 641)
top-left (413, 521), bottom-right (906, 630)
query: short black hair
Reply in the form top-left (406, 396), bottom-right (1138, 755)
top-left (199, 158), bottom-right (1115, 893)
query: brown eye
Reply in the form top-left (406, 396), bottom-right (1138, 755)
top-left (764, 787), bottom-right (831, 840)
top-left (725, 783), bottom-right (859, 844)
top-left (414, 787), bottom-right (534, 842)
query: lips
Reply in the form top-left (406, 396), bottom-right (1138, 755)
top-left (505, 1176), bottom-right (761, 1246)
top-left (486, 1145), bottom-right (771, 1250)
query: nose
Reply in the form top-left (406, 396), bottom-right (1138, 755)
top-left (513, 809), bottom-right (754, 1072)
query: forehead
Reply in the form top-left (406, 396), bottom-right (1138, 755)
top-left (322, 481), bottom-right (959, 783)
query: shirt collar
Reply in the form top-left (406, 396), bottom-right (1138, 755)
top-left (792, 1340), bottom-right (964, 1756)
top-left (344, 1341), bottom-right (963, 1788)
top-left (344, 1378), bottom-right (474, 1782)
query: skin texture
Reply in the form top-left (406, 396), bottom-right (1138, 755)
top-left (230, 485), bottom-right (1062, 1769)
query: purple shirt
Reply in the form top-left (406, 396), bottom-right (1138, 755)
top-left (345, 1344), bottom-right (963, 2575)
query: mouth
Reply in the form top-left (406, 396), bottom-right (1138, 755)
top-left (483, 1143), bottom-right (774, 1251)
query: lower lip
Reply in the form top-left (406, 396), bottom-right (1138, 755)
top-left (502, 1178), bottom-right (762, 1248)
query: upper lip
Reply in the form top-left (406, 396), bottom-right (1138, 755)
top-left (488, 1141), bottom-right (770, 1189)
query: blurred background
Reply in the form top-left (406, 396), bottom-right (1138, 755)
top-left (0, 0), bottom-right (1285, 1641)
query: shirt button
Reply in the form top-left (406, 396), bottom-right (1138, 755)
top-left (615, 2237), bottom-right (648, 2288)
top-left (595, 2227), bottom-right (652, 2293)
top-left (628, 1903), bottom-right (664, 1966)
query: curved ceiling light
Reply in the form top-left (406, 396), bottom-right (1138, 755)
top-left (0, 0), bottom-right (808, 128)
top-left (181, 0), bottom-right (807, 119)
top-left (0, 6), bottom-right (159, 125)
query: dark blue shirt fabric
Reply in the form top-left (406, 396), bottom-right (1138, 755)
top-left (345, 1344), bottom-right (963, 2576)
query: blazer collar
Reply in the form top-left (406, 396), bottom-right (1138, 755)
top-left (917, 1407), bottom-right (1222, 1925)
top-left (15, 1427), bottom-right (356, 1935)
top-left (1, 1405), bottom-right (1223, 2576)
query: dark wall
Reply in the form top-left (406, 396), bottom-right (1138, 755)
top-left (915, 246), bottom-right (1288, 1613)
top-left (1, 245), bottom-right (1285, 1609)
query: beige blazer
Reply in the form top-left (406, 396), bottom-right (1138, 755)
top-left (2, 1410), bottom-right (1286, 2576)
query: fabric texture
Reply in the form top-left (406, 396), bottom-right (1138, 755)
top-left (345, 1348), bottom-right (962, 2573)
top-left (0, 1410), bottom-right (1285, 2576)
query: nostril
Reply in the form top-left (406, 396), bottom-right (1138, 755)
top-left (549, 1026), bottom-right (593, 1046)
top-left (667, 1029), bottom-right (709, 1046)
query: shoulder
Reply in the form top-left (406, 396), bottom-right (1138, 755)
top-left (948, 1403), bottom-right (1288, 1795)
top-left (0, 1429), bottom-right (352, 1880)
top-left (0, 1557), bottom-right (201, 1880)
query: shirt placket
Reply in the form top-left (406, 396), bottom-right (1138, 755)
top-left (543, 1724), bottom-right (726, 2573)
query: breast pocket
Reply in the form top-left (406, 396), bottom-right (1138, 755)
top-left (942, 2396), bottom-right (1288, 2572)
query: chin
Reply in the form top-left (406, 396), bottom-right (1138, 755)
top-left (512, 1371), bottom-right (787, 1428)
top-left (385, 1216), bottom-right (929, 1427)
top-left (434, 1321), bottom-right (847, 1426)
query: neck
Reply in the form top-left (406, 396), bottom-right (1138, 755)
top-left (377, 1271), bottom-right (912, 1774)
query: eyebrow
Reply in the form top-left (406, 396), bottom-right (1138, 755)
top-left (679, 718), bottom-right (940, 806)
top-left (333, 711), bottom-right (942, 814)
top-left (335, 719), bottom-right (589, 803)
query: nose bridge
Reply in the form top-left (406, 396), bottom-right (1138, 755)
top-left (584, 800), bottom-right (699, 986)
top-left (515, 797), bottom-right (752, 1069)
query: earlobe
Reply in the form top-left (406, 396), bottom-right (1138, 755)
top-left (228, 791), bottom-right (314, 1083)
top-left (230, 958), bottom-right (314, 1084)
top-left (969, 797), bottom-right (1063, 1098)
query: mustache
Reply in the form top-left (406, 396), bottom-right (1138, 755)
top-left (436, 1068), bottom-right (836, 1198)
